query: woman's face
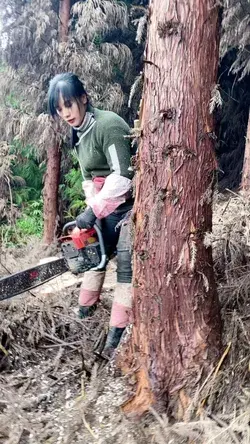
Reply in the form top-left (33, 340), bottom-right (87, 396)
top-left (56, 93), bottom-right (87, 127)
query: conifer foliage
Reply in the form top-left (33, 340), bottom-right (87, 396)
top-left (218, 1), bottom-right (250, 190)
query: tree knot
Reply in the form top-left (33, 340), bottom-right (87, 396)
top-left (157, 20), bottom-right (180, 38)
top-left (160, 108), bottom-right (176, 120)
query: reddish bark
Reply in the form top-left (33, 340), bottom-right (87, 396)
top-left (43, 139), bottom-right (61, 245)
top-left (42, 1), bottom-right (71, 244)
top-left (59, 0), bottom-right (71, 42)
top-left (241, 109), bottom-right (250, 193)
top-left (123, 0), bottom-right (222, 416)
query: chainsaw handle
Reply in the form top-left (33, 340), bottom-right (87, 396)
top-left (91, 224), bottom-right (107, 270)
top-left (62, 221), bottom-right (77, 234)
top-left (62, 221), bottom-right (106, 270)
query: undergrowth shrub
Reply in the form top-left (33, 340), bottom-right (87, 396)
top-left (0, 199), bottom-right (43, 247)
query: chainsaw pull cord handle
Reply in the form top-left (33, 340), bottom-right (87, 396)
top-left (62, 221), bottom-right (107, 271)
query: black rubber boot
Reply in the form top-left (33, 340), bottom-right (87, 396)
top-left (101, 327), bottom-right (125, 359)
top-left (78, 304), bottom-right (97, 319)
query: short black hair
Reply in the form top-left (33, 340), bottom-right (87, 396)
top-left (48, 72), bottom-right (88, 118)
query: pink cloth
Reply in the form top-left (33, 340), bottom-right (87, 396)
top-left (93, 177), bottom-right (105, 192)
top-left (79, 289), bottom-right (100, 306)
top-left (78, 270), bottom-right (105, 306)
top-left (83, 174), bottom-right (132, 219)
top-left (90, 197), bottom-right (126, 219)
top-left (109, 302), bottom-right (131, 328)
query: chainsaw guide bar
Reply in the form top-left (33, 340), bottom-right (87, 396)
top-left (0, 222), bottom-right (106, 302)
top-left (0, 258), bottom-right (68, 301)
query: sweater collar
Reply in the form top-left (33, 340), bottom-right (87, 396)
top-left (74, 106), bottom-right (96, 145)
top-left (73, 105), bottom-right (95, 133)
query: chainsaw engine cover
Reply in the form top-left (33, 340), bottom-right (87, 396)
top-left (61, 241), bottom-right (101, 274)
top-left (70, 226), bottom-right (97, 249)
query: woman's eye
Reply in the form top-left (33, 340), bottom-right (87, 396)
top-left (65, 101), bottom-right (72, 108)
top-left (57, 108), bottom-right (62, 113)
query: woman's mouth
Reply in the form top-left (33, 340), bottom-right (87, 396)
top-left (67, 118), bottom-right (75, 125)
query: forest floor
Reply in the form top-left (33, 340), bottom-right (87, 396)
top-left (0, 193), bottom-right (249, 444)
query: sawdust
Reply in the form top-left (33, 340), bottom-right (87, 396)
top-left (0, 194), bottom-right (249, 443)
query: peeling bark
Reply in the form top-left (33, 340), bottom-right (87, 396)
top-left (241, 109), bottom-right (250, 193)
top-left (123, 0), bottom-right (222, 417)
top-left (43, 139), bottom-right (61, 245)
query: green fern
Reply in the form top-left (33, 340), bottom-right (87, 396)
top-left (60, 159), bottom-right (86, 219)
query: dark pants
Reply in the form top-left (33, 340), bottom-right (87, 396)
top-left (79, 200), bottom-right (133, 316)
top-left (101, 202), bottom-right (132, 259)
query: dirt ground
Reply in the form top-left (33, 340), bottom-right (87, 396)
top-left (0, 194), bottom-right (250, 443)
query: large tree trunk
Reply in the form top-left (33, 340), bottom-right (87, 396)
top-left (123, 0), bottom-right (222, 417)
top-left (59, 0), bottom-right (71, 42)
top-left (43, 139), bottom-right (61, 244)
top-left (241, 109), bottom-right (250, 193)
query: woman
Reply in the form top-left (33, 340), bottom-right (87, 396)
top-left (48, 73), bottom-right (134, 358)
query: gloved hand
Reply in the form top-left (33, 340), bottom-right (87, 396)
top-left (76, 207), bottom-right (96, 229)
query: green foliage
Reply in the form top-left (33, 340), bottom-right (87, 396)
top-left (113, 64), bottom-right (125, 84)
top-left (0, 140), bottom-right (45, 246)
top-left (60, 157), bottom-right (86, 219)
top-left (10, 140), bottom-right (46, 205)
top-left (5, 92), bottom-right (22, 110)
top-left (93, 34), bottom-right (104, 47)
top-left (16, 199), bottom-right (43, 236)
top-left (0, 199), bottom-right (43, 247)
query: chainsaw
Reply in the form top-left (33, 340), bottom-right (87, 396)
top-left (0, 222), bottom-right (106, 301)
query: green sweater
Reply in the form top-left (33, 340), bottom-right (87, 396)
top-left (74, 107), bottom-right (133, 181)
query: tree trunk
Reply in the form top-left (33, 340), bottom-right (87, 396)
top-left (241, 108), bottom-right (250, 193)
top-left (123, 0), bottom-right (222, 417)
top-left (43, 139), bottom-right (61, 245)
top-left (59, 0), bottom-right (71, 42)
top-left (42, 1), bottom-right (71, 243)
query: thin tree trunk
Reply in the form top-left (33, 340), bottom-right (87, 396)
top-left (43, 139), bottom-right (61, 244)
top-left (241, 109), bottom-right (250, 193)
top-left (43, 0), bottom-right (71, 243)
top-left (59, 0), bottom-right (71, 42)
top-left (123, 0), bottom-right (222, 417)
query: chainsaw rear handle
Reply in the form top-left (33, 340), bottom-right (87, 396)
top-left (62, 221), bottom-right (106, 270)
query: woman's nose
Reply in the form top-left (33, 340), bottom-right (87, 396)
top-left (64, 111), bottom-right (70, 119)
top-left (61, 107), bottom-right (70, 119)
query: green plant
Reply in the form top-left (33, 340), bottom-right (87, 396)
top-left (16, 199), bottom-right (43, 236)
top-left (93, 34), bottom-right (104, 47)
top-left (5, 92), bottom-right (22, 110)
top-left (0, 199), bottom-right (43, 247)
top-left (60, 154), bottom-right (86, 219)
top-left (10, 140), bottom-right (45, 206)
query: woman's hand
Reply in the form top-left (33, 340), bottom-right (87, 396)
top-left (76, 207), bottom-right (96, 229)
